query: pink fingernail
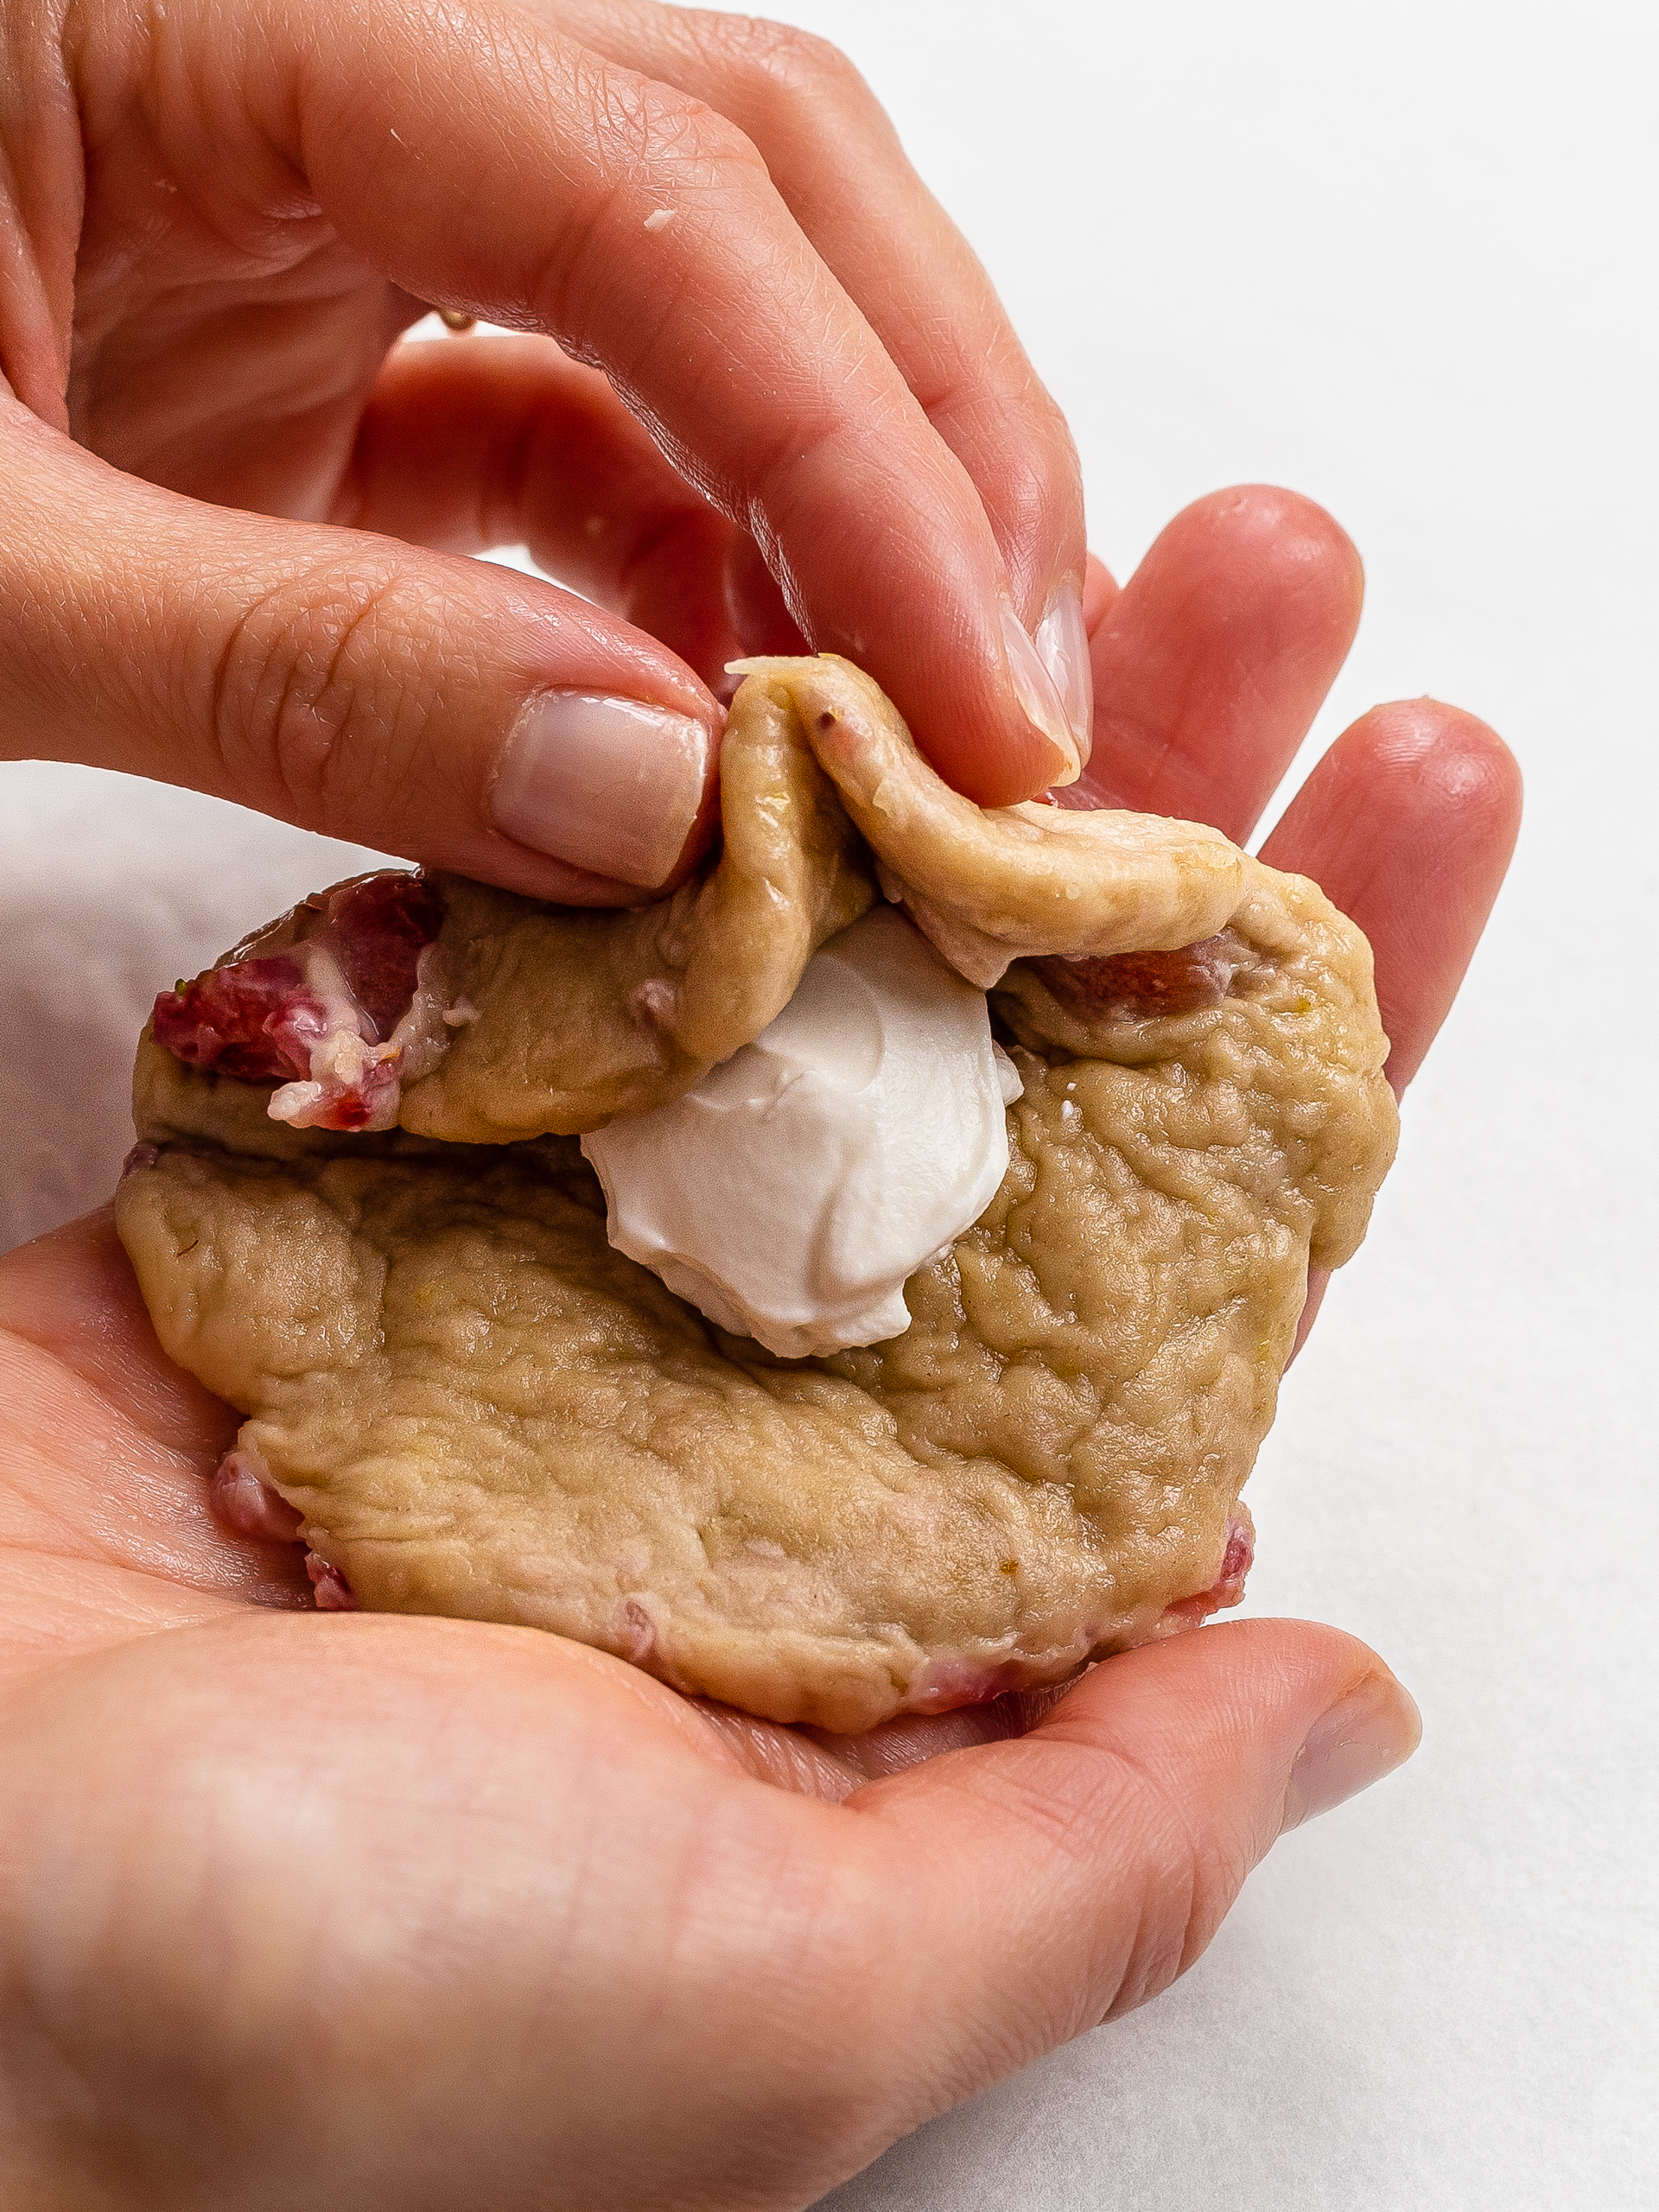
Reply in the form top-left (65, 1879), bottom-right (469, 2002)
top-left (1034, 581), bottom-right (1094, 767)
top-left (1000, 607), bottom-right (1082, 786)
top-left (1281, 1669), bottom-right (1423, 1831)
top-left (490, 693), bottom-right (713, 888)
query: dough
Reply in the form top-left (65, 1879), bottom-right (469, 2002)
top-left (117, 658), bottom-right (1397, 1731)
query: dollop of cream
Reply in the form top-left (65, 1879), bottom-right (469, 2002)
top-left (581, 905), bottom-right (1021, 1357)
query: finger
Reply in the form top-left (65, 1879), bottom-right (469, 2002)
top-left (849, 1621), bottom-right (1419, 2094)
top-left (0, 399), bottom-right (721, 904)
top-left (1068, 486), bottom-right (1363, 840)
top-left (1260, 700), bottom-right (1523, 1093)
top-left (542, 2), bottom-right (1086, 621)
top-left (338, 334), bottom-right (741, 690)
top-left (1082, 550), bottom-right (1121, 630)
top-left (1269, 701), bottom-right (1519, 1357)
top-left (722, 540), bottom-right (1125, 718)
top-left (195, 0), bottom-right (1086, 798)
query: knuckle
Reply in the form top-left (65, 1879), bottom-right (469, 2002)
top-left (540, 57), bottom-right (773, 353)
top-left (693, 16), bottom-right (874, 115)
top-left (988, 438), bottom-right (1083, 561)
top-left (1098, 1842), bottom-right (1205, 2022)
top-left (209, 552), bottom-right (437, 832)
top-left (1096, 1802), bottom-right (1255, 2024)
top-left (985, 1741), bottom-right (1250, 2027)
top-left (917, 375), bottom-right (1083, 589)
top-left (574, 48), bottom-right (765, 187)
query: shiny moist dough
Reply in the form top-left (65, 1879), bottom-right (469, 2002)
top-left (118, 657), bottom-right (1398, 1732)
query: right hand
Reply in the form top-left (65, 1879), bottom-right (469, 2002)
top-left (1, 0), bottom-right (1095, 901)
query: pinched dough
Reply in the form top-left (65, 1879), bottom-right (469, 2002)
top-left (118, 658), bottom-right (1397, 1731)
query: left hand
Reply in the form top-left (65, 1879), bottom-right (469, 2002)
top-left (0, 486), bottom-right (1520, 2210)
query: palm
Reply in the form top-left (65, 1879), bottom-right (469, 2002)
top-left (0, 495), bottom-right (1518, 2210)
top-left (2, 1205), bottom-right (1044, 2204)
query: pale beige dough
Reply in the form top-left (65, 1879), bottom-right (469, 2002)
top-left (118, 658), bottom-right (1397, 1731)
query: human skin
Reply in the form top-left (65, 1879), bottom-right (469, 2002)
top-left (0, 0), bottom-right (1106, 881)
top-left (0, 499), bottom-right (1521, 2208)
top-left (0, 2), bottom-right (1522, 2201)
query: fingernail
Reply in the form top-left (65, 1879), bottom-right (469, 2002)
top-left (1281, 1669), bottom-right (1422, 1832)
top-left (1000, 607), bottom-right (1082, 787)
top-left (1034, 582), bottom-right (1094, 767)
top-left (490, 693), bottom-right (713, 888)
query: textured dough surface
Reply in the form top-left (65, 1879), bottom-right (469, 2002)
top-left (118, 659), bottom-right (1397, 1731)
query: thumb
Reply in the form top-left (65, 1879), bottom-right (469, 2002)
top-left (849, 1620), bottom-right (1420, 2100)
top-left (0, 403), bottom-right (720, 903)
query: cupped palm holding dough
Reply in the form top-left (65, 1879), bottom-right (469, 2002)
top-left (0, 572), bottom-right (1517, 2212)
top-left (118, 658), bottom-right (1397, 1731)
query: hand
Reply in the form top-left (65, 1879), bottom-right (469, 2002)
top-left (0, 0), bottom-right (1096, 906)
top-left (0, 486), bottom-right (1520, 2209)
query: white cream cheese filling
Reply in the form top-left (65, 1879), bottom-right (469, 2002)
top-left (581, 905), bottom-right (1021, 1357)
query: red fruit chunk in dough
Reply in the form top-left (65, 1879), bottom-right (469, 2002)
top-left (1034, 931), bottom-right (1249, 1024)
top-left (306, 1554), bottom-right (358, 1611)
top-left (326, 874), bottom-right (444, 1040)
top-left (149, 872), bottom-right (447, 1131)
top-left (151, 957), bottom-right (323, 1083)
top-left (1163, 1513), bottom-right (1255, 1627)
top-left (318, 1057), bottom-right (404, 1133)
top-left (210, 1448), bottom-right (305, 1541)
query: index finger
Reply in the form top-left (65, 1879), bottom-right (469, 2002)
top-left (545, 2), bottom-right (1085, 621)
top-left (217, 0), bottom-right (1085, 800)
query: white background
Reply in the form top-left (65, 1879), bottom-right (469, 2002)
top-left (1, 3), bottom-right (1654, 2205)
